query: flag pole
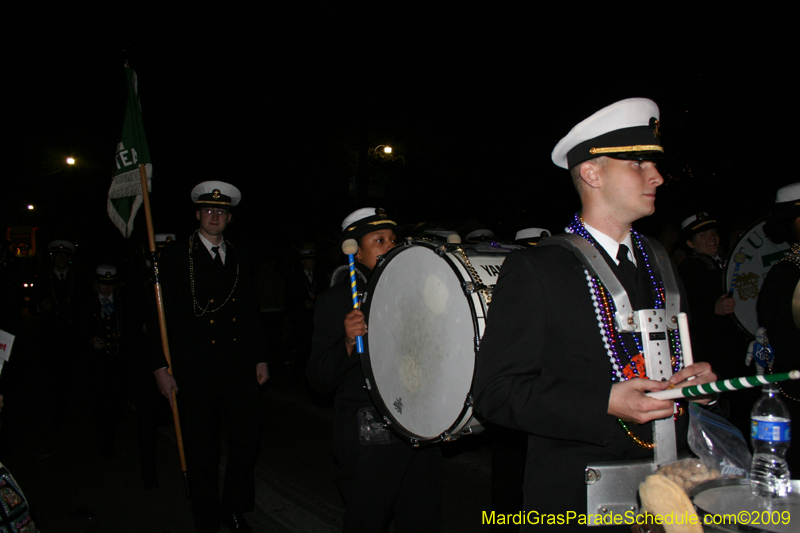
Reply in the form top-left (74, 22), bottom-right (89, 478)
top-left (139, 163), bottom-right (190, 497)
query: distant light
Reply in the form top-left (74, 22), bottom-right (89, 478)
top-left (27, 205), bottom-right (34, 210)
top-left (66, 157), bottom-right (76, 165)
top-left (383, 146), bottom-right (392, 154)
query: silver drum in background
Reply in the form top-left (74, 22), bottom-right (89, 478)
top-left (724, 217), bottom-right (791, 339)
top-left (361, 240), bottom-right (515, 444)
top-left (690, 478), bottom-right (800, 533)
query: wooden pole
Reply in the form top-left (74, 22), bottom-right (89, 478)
top-left (139, 163), bottom-right (189, 496)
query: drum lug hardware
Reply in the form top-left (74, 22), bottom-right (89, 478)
top-left (584, 468), bottom-right (601, 484)
top-left (463, 281), bottom-right (487, 295)
top-left (474, 336), bottom-right (480, 353)
top-left (410, 438), bottom-right (419, 448)
top-left (436, 245), bottom-right (447, 256)
top-left (439, 431), bottom-right (452, 442)
top-left (363, 378), bottom-right (372, 391)
top-left (382, 416), bottom-right (392, 427)
top-left (464, 393), bottom-right (474, 407)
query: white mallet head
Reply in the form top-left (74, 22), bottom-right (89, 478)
top-left (342, 239), bottom-right (358, 256)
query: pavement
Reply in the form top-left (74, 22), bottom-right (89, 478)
top-left (0, 327), bottom-right (494, 532)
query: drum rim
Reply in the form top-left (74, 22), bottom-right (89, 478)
top-left (723, 215), bottom-right (769, 340)
top-left (360, 239), bottom-right (482, 444)
top-left (690, 477), bottom-right (800, 533)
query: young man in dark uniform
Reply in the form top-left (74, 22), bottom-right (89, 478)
top-left (473, 99), bottom-right (717, 531)
top-left (307, 208), bottom-right (442, 533)
top-left (155, 181), bottom-right (268, 533)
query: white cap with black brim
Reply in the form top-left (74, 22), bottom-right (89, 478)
top-left (551, 98), bottom-right (664, 170)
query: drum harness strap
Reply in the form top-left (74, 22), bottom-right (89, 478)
top-left (539, 232), bottom-right (684, 465)
top-left (767, 241), bottom-right (800, 402)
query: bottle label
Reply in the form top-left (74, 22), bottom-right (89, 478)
top-left (751, 419), bottom-right (791, 442)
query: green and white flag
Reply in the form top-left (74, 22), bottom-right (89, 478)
top-left (108, 63), bottom-right (152, 238)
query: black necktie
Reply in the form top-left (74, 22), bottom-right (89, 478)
top-left (212, 246), bottom-right (224, 268)
top-left (616, 244), bottom-right (637, 287)
top-left (101, 297), bottom-right (115, 317)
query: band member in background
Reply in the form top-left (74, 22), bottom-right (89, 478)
top-left (85, 265), bottom-right (128, 459)
top-left (34, 240), bottom-right (85, 424)
top-left (285, 248), bottom-right (323, 386)
top-left (678, 212), bottom-right (748, 381)
top-left (473, 98), bottom-right (716, 532)
top-left (757, 182), bottom-right (800, 474)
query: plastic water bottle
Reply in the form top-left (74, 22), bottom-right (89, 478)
top-left (750, 383), bottom-right (792, 497)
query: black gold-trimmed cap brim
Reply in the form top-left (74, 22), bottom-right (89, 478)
top-left (552, 98), bottom-right (663, 170)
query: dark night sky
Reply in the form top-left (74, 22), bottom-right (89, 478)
top-left (5, 5), bottom-right (793, 265)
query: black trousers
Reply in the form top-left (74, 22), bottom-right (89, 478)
top-left (334, 439), bottom-right (442, 533)
top-left (179, 364), bottom-right (260, 533)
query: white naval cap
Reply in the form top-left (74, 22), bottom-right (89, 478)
top-left (340, 207), bottom-right (398, 245)
top-left (191, 181), bottom-right (242, 208)
top-left (95, 264), bottom-right (117, 284)
top-left (155, 233), bottom-right (176, 244)
top-left (514, 227), bottom-right (551, 242)
top-left (775, 182), bottom-right (800, 204)
top-left (551, 98), bottom-right (664, 170)
top-left (48, 240), bottom-right (75, 254)
top-left (680, 212), bottom-right (717, 231)
top-left (424, 229), bottom-right (458, 239)
top-left (465, 229), bottom-right (494, 242)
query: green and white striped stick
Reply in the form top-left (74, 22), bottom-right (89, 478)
top-left (647, 370), bottom-right (800, 400)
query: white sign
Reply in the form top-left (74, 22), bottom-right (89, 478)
top-left (0, 329), bottom-right (15, 377)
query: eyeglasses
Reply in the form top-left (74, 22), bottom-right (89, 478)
top-left (200, 208), bottom-right (229, 216)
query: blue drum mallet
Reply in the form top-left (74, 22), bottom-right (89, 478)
top-left (342, 239), bottom-right (364, 354)
top-left (727, 252), bottom-right (747, 297)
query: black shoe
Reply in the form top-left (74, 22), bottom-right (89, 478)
top-left (221, 512), bottom-right (252, 532)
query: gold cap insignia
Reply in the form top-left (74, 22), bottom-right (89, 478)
top-left (212, 189), bottom-right (221, 200)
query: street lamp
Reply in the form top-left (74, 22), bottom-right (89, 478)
top-left (369, 144), bottom-right (404, 165)
top-left (369, 145), bottom-right (394, 160)
top-left (66, 157), bottom-right (76, 165)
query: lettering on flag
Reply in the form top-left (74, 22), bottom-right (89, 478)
top-left (107, 64), bottom-right (153, 238)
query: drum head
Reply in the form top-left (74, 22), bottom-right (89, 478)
top-left (362, 243), bottom-right (479, 441)
top-left (691, 478), bottom-right (800, 533)
top-left (725, 217), bottom-right (792, 338)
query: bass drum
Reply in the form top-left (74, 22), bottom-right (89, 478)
top-left (361, 239), bottom-right (515, 444)
top-left (724, 217), bottom-right (792, 338)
